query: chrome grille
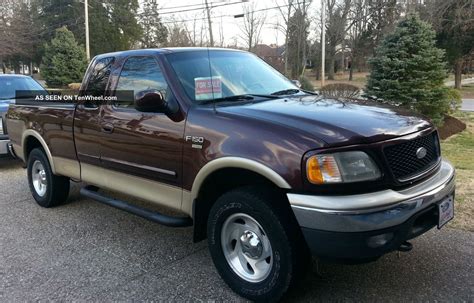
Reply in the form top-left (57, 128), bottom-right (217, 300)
top-left (384, 132), bottom-right (440, 181)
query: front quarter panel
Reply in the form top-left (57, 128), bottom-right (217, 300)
top-left (182, 106), bottom-right (326, 212)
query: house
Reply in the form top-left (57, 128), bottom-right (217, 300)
top-left (252, 44), bottom-right (285, 72)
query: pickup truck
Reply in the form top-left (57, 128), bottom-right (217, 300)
top-left (6, 48), bottom-right (455, 301)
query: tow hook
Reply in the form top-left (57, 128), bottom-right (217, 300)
top-left (398, 241), bottom-right (413, 252)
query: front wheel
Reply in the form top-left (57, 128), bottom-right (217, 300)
top-left (207, 186), bottom-right (308, 301)
top-left (27, 148), bottom-right (70, 207)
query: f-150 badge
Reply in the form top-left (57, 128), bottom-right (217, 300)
top-left (186, 136), bottom-right (204, 149)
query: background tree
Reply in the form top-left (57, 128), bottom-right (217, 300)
top-left (238, 3), bottom-right (266, 51)
top-left (324, 0), bottom-right (351, 80)
top-left (0, 0), bottom-right (41, 73)
top-left (41, 27), bottom-right (87, 87)
top-left (166, 23), bottom-right (193, 47)
top-left (139, 0), bottom-right (168, 48)
top-left (426, 0), bottom-right (474, 89)
top-left (366, 14), bottom-right (454, 125)
top-left (287, 7), bottom-right (310, 78)
top-left (275, 0), bottom-right (295, 75)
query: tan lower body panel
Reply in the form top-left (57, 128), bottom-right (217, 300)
top-left (53, 157), bottom-right (81, 180)
top-left (80, 163), bottom-right (188, 213)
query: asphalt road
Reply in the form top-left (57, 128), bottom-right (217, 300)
top-left (462, 99), bottom-right (474, 112)
top-left (1, 158), bottom-right (473, 302)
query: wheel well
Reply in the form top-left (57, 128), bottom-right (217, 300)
top-left (193, 167), bottom-right (287, 242)
top-left (24, 136), bottom-right (43, 161)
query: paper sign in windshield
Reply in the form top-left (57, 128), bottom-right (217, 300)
top-left (195, 77), bottom-right (222, 100)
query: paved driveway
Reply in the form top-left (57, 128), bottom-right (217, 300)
top-left (462, 99), bottom-right (474, 112)
top-left (1, 158), bottom-right (473, 302)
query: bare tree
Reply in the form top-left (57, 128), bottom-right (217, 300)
top-left (276, 0), bottom-right (295, 75)
top-left (166, 22), bottom-right (193, 47)
top-left (238, 3), bottom-right (266, 52)
top-left (286, 0), bottom-right (312, 78)
top-left (324, 0), bottom-right (352, 80)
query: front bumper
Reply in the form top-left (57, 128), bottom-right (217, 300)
top-left (0, 139), bottom-right (9, 156)
top-left (288, 159), bottom-right (455, 259)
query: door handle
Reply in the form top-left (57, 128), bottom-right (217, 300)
top-left (101, 123), bottom-right (114, 134)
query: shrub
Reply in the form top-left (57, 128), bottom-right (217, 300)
top-left (320, 83), bottom-right (360, 99)
top-left (366, 14), bottom-right (451, 126)
top-left (298, 76), bottom-right (315, 91)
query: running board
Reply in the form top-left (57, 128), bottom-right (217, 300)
top-left (80, 185), bottom-right (193, 227)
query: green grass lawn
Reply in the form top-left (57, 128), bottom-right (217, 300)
top-left (441, 112), bottom-right (474, 231)
top-left (459, 83), bottom-right (474, 99)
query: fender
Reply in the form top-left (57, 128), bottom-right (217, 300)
top-left (21, 129), bottom-right (57, 174)
top-left (182, 157), bottom-right (292, 216)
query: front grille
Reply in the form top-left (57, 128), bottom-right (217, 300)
top-left (384, 132), bottom-right (440, 181)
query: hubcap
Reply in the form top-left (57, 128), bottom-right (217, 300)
top-left (221, 213), bottom-right (273, 283)
top-left (32, 160), bottom-right (47, 197)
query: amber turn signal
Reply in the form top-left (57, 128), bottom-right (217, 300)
top-left (306, 155), bottom-right (342, 184)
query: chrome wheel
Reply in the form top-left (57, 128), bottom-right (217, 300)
top-left (31, 160), bottom-right (47, 197)
top-left (221, 213), bottom-right (273, 283)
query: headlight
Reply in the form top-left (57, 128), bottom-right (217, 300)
top-left (306, 151), bottom-right (381, 184)
top-left (0, 117), bottom-right (3, 135)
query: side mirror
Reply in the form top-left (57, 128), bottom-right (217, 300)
top-left (134, 89), bottom-right (167, 113)
top-left (291, 80), bottom-right (302, 88)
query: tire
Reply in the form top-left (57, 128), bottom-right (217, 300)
top-left (27, 148), bottom-right (70, 208)
top-left (207, 186), bottom-right (309, 302)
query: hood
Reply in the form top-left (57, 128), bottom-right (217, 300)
top-left (217, 96), bottom-right (432, 146)
top-left (0, 100), bottom-right (11, 113)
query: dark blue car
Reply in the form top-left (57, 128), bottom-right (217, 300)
top-left (0, 74), bottom-right (47, 156)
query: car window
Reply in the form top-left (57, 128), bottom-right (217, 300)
top-left (0, 77), bottom-right (46, 100)
top-left (115, 56), bottom-right (168, 108)
top-left (166, 50), bottom-right (296, 103)
top-left (85, 57), bottom-right (114, 96)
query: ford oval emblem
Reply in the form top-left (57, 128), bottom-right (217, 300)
top-left (416, 147), bottom-right (427, 159)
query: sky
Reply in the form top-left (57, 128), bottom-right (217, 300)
top-left (148, 0), bottom-right (320, 47)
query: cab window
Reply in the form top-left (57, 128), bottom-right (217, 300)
top-left (115, 56), bottom-right (168, 108)
top-left (85, 57), bottom-right (115, 96)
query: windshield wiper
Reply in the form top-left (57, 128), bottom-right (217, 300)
top-left (200, 94), bottom-right (279, 104)
top-left (270, 88), bottom-right (301, 96)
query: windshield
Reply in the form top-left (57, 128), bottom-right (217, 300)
top-left (0, 76), bottom-right (46, 100)
top-left (166, 50), bottom-right (298, 103)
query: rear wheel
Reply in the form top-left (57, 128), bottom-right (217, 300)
top-left (27, 148), bottom-right (70, 207)
top-left (207, 186), bottom-right (308, 301)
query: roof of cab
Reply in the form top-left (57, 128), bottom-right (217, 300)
top-left (0, 74), bottom-right (33, 78)
top-left (93, 47), bottom-right (244, 61)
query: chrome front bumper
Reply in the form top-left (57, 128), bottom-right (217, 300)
top-left (289, 159), bottom-right (455, 233)
top-left (0, 139), bottom-right (9, 155)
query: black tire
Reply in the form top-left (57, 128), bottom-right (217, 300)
top-left (27, 148), bottom-right (70, 208)
top-left (207, 186), bottom-right (309, 302)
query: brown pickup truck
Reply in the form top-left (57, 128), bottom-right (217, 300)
top-left (6, 48), bottom-right (455, 301)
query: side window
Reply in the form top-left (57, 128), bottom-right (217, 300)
top-left (115, 56), bottom-right (168, 108)
top-left (85, 57), bottom-right (115, 96)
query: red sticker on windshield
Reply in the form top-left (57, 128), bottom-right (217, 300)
top-left (195, 77), bottom-right (222, 100)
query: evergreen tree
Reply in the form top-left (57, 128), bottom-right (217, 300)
top-left (36, 0), bottom-right (142, 57)
top-left (41, 27), bottom-right (88, 87)
top-left (366, 14), bottom-right (454, 125)
top-left (140, 0), bottom-right (168, 48)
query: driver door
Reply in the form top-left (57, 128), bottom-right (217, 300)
top-left (99, 56), bottom-right (185, 210)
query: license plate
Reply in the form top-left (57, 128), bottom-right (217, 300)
top-left (438, 195), bottom-right (454, 229)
